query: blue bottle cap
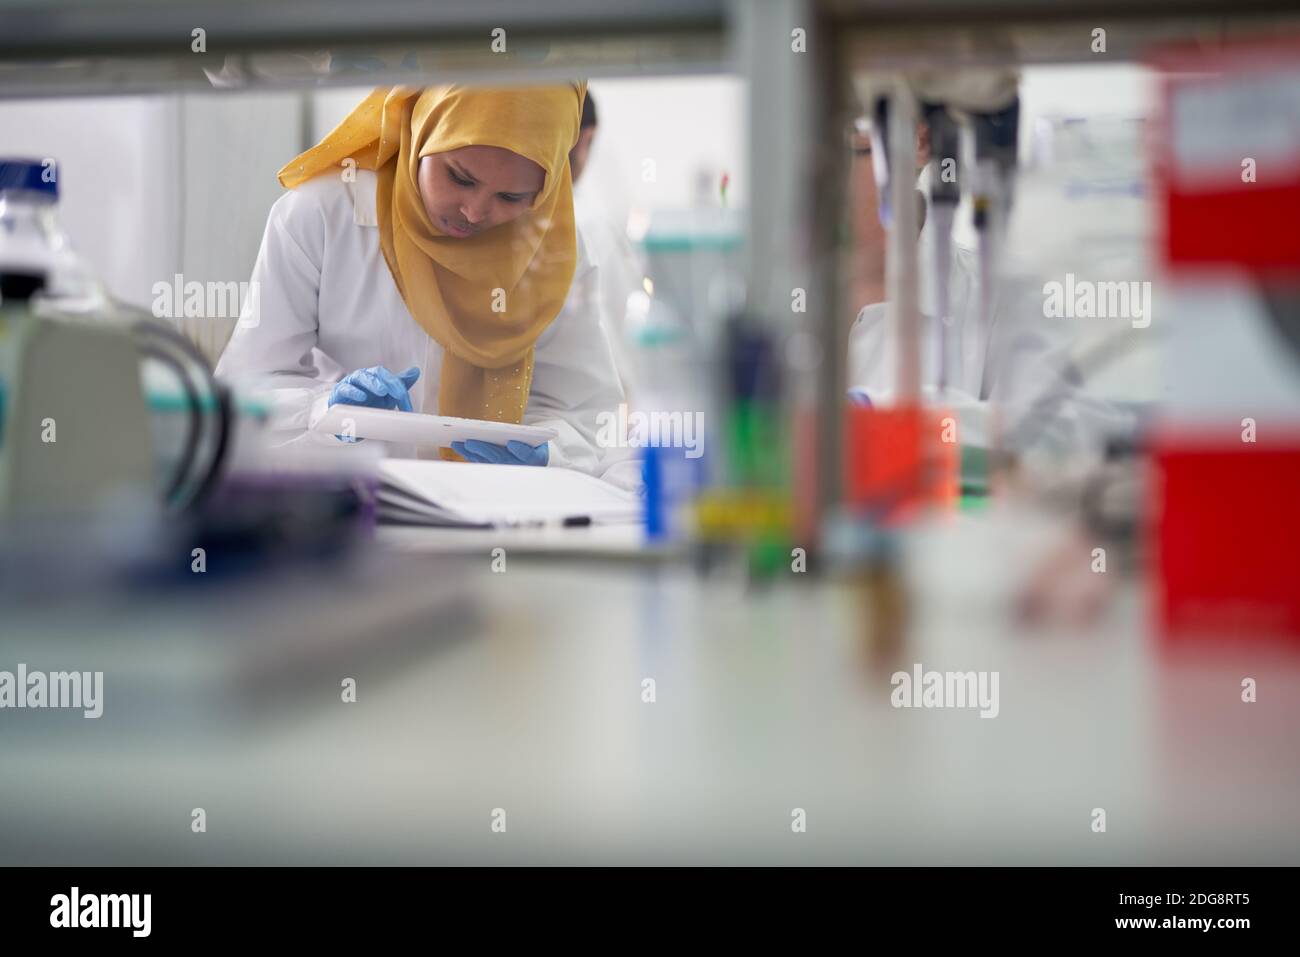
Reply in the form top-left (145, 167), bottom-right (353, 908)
top-left (0, 158), bottom-right (58, 199)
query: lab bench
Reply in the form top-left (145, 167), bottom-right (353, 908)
top-left (2, 510), bottom-right (1296, 865)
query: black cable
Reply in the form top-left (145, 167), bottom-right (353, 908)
top-left (134, 322), bottom-right (205, 498)
top-left (135, 314), bottom-right (217, 377)
top-left (187, 379), bottom-right (233, 508)
top-left (136, 342), bottom-right (202, 506)
top-left (132, 318), bottom-right (229, 511)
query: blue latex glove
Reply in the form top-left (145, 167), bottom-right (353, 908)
top-left (329, 365), bottom-right (420, 442)
top-left (847, 387), bottom-right (873, 408)
top-left (330, 365), bottom-right (420, 411)
top-left (451, 439), bottom-right (549, 467)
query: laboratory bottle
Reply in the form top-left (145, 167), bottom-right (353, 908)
top-left (0, 157), bottom-right (111, 315)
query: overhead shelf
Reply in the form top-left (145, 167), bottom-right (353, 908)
top-left (0, 0), bottom-right (729, 97)
top-left (0, 0), bottom-right (726, 57)
top-left (5, 0), bottom-right (1298, 98)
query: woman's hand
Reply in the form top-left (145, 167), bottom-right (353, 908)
top-left (451, 439), bottom-right (549, 466)
top-left (328, 365), bottom-right (420, 442)
top-left (329, 365), bottom-right (421, 412)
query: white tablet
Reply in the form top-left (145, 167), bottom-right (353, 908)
top-left (310, 404), bottom-right (559, 449)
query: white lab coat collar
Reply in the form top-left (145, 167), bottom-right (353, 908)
top-left (347, 169), bottom-right (379, 227)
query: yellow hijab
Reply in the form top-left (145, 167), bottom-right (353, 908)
top-left (277, 83), bottom-right (585, 436)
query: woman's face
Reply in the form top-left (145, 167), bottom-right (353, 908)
top-left (418, 146), bottom-right (545, 239)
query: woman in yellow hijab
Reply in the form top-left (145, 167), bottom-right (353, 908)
top-left (217, 82), bottom-right (631, 473)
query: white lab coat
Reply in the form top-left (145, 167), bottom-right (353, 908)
top-left (574, 179), bottom-right (646, 397)
top-left (216, 169), bottom-right (640, 487)
top-left (847, 164), bottom-right (1131, 457)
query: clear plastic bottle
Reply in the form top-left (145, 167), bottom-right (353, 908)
top-left (623, 286), bottom-right (709, 539)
